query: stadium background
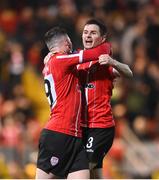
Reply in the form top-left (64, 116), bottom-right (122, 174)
top-left (0, 0), bottom-right (159, 178)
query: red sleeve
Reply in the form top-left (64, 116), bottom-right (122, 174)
top-left (82, 42), bottom-right (111, 62)
top-left (54, 42), bottom-right (111, 67)
top-left (108, 66), bottom-right (117, 79)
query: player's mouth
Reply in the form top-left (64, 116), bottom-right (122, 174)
top-left (85, 40), bottom-right (93, 45)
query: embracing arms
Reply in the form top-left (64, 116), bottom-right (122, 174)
top-left (99, 54), bottom-right (133, 78)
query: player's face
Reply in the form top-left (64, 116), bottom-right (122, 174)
top-left (82, 24), bottom-right (105, 49)
top-left (60, 35), bottom-right (72, 54)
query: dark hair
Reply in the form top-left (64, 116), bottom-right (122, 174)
top-left (84, 19), bottom-right (107, 36)
top-left (44, 26), bottom-right (67, 50)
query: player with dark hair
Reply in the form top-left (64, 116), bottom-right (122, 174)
top-left (35, 26), bottom-right (111, 179)
top-left (78, 19), bottom-right (133, 178)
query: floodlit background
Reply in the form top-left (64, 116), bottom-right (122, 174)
top-left (0, 0), bottom-right (159, 179)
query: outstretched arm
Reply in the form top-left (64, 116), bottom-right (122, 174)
top-left (99, 54), bottom-right (133, 78)
top-left (55, 43), bottom-right (111, 66)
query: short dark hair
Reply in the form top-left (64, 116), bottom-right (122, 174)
top-left (84, 19), bottom-right (107, 36)
top-left (44, 26), bottom-right (67, 50)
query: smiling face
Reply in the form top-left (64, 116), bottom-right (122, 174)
top-left (82, 24), bottom-right (105, 49)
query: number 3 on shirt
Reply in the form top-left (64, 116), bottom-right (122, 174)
top-left (44, 74), bottom-right (56, 108)
top-left (86, 137), bottom-right (94, 148)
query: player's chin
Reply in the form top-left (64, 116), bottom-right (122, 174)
top-left (84, 44), bottom-right (93, 49)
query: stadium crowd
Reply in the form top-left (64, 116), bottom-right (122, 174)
top-left (0, 0), bottom-right (159, 178)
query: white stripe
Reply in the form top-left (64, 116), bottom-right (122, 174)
top-left (56, 54), bottom-right (79, 59)
top-left (85, 87), bottom-right (88, 126)
top-left (92, 79), bottom-right (96, 128)
top-left (85, 88), bottom-right (88, 106)
top-left (51, 77), bottom-right (57, 109)
top-left (79, 50), bottom-right (83, 63)
top-left (75, 91), bottom-right (81, 136)
top-left (89, 61), bottom-right (92, 67)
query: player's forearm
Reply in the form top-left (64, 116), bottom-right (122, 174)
top-left (112, 59), bottom-right (133, 78)
top-left (99, 54), bottom-right (133, 78)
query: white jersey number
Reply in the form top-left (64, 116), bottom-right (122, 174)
top-left (44, 74), bottom-right (56, 108)
top-left (86, 137), bottom-right (94, 148)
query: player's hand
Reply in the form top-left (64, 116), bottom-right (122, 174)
top-left (44, 52), bottom-right (52, 64)
top-left (98, 54), bottom-right (114, 66)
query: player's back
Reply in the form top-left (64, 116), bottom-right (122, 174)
top-left (43, 53), bottom-right (82, 137)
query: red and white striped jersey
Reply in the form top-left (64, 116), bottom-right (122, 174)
top-left (78, 43), bottom-right (115, 128)
top-left (42, 43), bottom-right (109, 137)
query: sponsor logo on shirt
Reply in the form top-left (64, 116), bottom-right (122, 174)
top-left (86, 83), bottom-right (95, 89)
top-left (50, 156), bottom-right (59, 166)
top-left (86, 149), bottom-right (94, 152)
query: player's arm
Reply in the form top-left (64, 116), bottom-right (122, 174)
top-left (56, 43), bottom-right (111, 66)
top-left (99, 54), bottom-right (133, 78)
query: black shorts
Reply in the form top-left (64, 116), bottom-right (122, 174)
top-left (82, 127), bottom-right (115, 169)
top-left (37, 129), bottom-right (89, 177)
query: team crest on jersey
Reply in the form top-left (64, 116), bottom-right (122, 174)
top-left (50, 156), bottom-right (59, 166)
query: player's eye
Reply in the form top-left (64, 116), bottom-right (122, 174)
top-left (83, 31), bottom-right (88, 34)
top-left (91, 31), bottom-right (97, 35)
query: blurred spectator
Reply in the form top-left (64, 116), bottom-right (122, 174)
top-left (0, 9), bottom-right (18, 35)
